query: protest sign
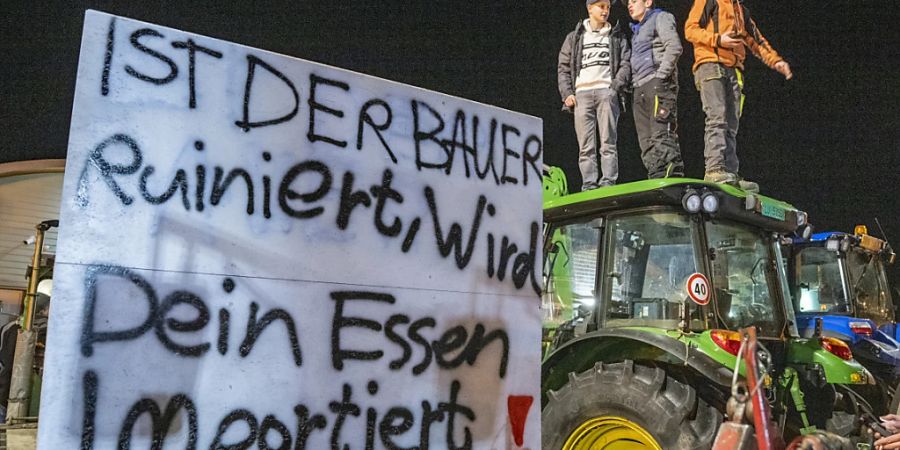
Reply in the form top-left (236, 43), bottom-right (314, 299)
top-left (39, 10), bottom-right (542, 450)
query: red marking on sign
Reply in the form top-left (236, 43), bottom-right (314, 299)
top-left (686, 273), bottom-right (710, 305)
top-left (507, 395), bottom-right (533, 447)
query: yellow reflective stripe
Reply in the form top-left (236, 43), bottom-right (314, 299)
top-left (736, 68), bottom-right (745, 116)
top-left (654, 95), bottom-right (659, 116)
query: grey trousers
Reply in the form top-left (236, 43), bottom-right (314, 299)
top-left (695, 62), bottom-right (744, 174)
top-left (633, 78), bottom-right (684, 179)
top-left (574, 88), bottom-right (619, 190)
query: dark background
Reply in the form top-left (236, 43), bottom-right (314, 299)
top-left (3, 1), bottom-right (900, 283)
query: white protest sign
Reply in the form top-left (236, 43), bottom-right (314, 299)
top-left (39, 10), bottom-right (542, 449)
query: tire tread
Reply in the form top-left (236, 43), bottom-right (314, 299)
top-left (542, 360), bottom-right (723, 450)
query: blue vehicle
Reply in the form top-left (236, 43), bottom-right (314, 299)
top-left (784, 226), bottom-right (900, 414)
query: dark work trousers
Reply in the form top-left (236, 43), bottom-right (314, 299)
top-left (695, 62), bottom-right (743, 174)
top-left (632, 78), bottom-right (684, 179)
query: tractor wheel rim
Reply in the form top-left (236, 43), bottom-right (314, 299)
top-left (563, 416), bottom-right (662, 450)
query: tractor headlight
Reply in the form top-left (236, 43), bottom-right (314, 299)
top-left (701, 192), bottom-right (719, 213)
top-left (840, 239), bottom-right (851, 253)
top-left (682, 190), bottom-right (701, 213)
top-left (801, 224), bottom-right (813, 240)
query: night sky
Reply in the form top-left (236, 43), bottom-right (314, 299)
top-left (3, 1), bottom-right (900, 282)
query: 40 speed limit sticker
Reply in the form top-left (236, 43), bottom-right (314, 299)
top-left (686, 273), bottom-right (710, 305)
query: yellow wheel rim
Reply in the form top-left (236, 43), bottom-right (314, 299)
top-left (563, 416), bottom-right (662, 450)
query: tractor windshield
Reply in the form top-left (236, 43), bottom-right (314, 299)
top-left (602, 211), bottom-right (699, 329)
top-left (705, 220), bottom-right (784, 335)
top-left (793, 246), bottom-right (851, 314)
top-left (846, 248), bottom-right (894, 324)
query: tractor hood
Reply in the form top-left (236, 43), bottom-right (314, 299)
top-left (795, 315), bottom-right (887, 345)
top-left (796, 314), bottom-right (900, 373)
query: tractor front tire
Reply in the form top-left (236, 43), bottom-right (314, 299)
top-left (542, 360), bottom-right (722, 450)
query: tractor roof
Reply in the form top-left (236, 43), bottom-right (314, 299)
top-left (544, 178), bottom-right (805, 234)
top-left (810, 231), bottom-right (847, 242)
top-left (800, 230), bottom-right (891, 255)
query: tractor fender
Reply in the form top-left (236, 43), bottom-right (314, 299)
top-left (541, 328), bottom-right (733, 400)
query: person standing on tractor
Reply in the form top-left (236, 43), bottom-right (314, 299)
top-left (558, 0), bottom-right (631, 191)
top-left (625, 0), bottom-right (685, 179)
top-left (685, 0), bottom-right (793, 193)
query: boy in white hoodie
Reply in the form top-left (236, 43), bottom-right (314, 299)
top-left (557, 0), bottom-right (632, 191)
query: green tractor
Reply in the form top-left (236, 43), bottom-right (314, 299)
top-left (540, 173), bottom-right (875, 449)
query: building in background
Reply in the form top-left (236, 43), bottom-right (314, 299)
top-left (0, 160), bottom-right (63, 320)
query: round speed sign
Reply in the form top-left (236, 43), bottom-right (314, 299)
top-left (686, 273), bottom-right (710, 305)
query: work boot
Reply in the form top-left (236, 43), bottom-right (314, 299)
top-left (703, 170), bottom-right (737, 185)
top-left (735, 176), bottom-right (759, 193)
top-left (704, 170), bottom-right (760, 193)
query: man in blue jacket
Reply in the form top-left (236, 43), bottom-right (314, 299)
top-left (626, 0), bottom-right (684, 179)
top-left (558, 0), bottom-right (632, 191)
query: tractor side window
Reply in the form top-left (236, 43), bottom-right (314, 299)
top-left (603, 212), bottom-right (697, 329)
top-left (847, 249), bottom-right (893, 324)
top-left (706, 221), bottom-right (783, 335)
top-left (794, 247), bottom-right (848, 314)
top-left (542, 220), bottom-right (601, 332)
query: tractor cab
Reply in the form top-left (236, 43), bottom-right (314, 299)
top-left (787, 228), bottom-right (898, 343)
top-left (542, 178), bottom-right (803, 350)
top-left (789, 228), bottom-right (895, 330)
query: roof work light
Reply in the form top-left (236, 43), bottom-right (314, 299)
top-left (701, 192), bottom-right (719, 213)
top-left (682, 189), bottom-right (702, 213)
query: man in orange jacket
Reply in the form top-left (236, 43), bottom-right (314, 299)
top-left (685, 0), bottom-right (792, 192)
